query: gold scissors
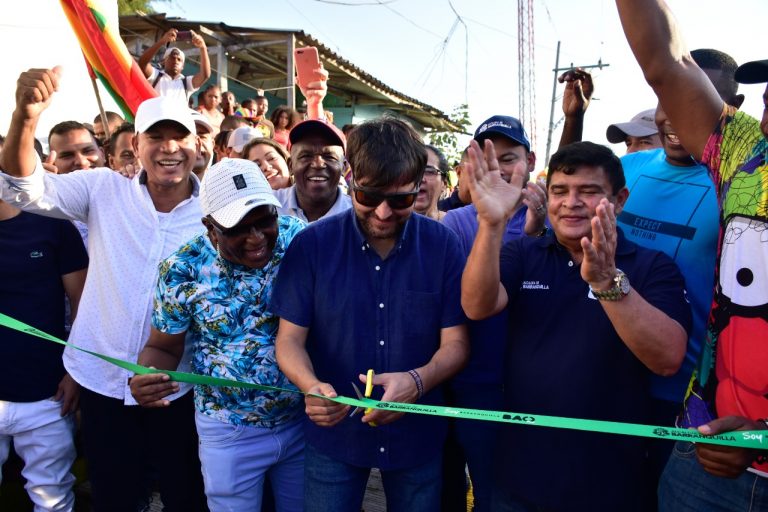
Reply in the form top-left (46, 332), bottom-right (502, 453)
top-left (350, 369), bottom-right (377, 427)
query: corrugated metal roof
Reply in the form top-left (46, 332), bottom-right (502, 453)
top-left (119, 13), bottom-right (460, 132)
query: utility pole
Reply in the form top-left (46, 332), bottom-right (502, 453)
top-left (544, 42), bottom-right (609, 164)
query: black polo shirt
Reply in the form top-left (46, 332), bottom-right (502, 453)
top-left (494, 229), bottom-right (691, 511)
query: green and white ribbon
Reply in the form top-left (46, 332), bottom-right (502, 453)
top-left (2, 312), bottom-right (765, 450)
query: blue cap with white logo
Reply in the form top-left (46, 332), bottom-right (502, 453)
top-left (473, 115), bottom-right (531, 152)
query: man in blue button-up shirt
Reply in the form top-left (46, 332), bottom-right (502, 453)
top-left (271, 118), bottom-right (469, 512)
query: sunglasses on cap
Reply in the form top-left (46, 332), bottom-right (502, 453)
top-left (351, 182), bottom-right (420, 210)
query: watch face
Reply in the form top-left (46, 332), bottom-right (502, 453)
top-left (618, 273), bottom-right (631, 294)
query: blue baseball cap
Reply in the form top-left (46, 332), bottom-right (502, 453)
top-left (473, 115), bottom-right (531, 152)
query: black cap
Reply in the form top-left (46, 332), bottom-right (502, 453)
top-left (735, 59), bottom-right (768, 84)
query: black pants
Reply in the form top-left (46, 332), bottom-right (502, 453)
top-left (79, 387), bottom-right (208, 512)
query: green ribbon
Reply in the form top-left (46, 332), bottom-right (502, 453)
top-left (3, 312), bottom-right (766, 450)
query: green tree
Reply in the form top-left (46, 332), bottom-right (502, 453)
top-left (117, 0), bottom-right (167, 15)
top-left (426, 103), bottom-right (471, 166)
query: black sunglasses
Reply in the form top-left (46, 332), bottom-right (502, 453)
top-left (351, 182), bottom-right (420, 209)
top-left (209, 210), bottom-right (278, 238)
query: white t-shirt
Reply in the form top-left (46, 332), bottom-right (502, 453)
top-left (148, 67), bottom-right (198, 105)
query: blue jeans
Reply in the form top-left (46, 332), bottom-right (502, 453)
top-left (659, 441), bottom-right (768, 512)
top-left (304, 443), bottom-right (442, 512)
top-left (196, 412), bottom-right (304, 512)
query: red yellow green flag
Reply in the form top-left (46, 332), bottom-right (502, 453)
top-left (59, 0), bottom-right (157, 120)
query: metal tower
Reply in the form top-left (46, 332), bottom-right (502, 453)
top-left (518, 0), bottom-right (536, 149)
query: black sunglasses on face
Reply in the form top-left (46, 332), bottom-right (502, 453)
top-left (209, 213), bottom-right (278, 238)
top-left (351, 183), bottom-right (420, 209)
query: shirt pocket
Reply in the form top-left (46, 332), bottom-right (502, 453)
top-left (402, 291), bottom-right (442, 358)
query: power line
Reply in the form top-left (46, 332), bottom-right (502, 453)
top-left (447, 0), bottom-right (469, 104)
top-left (285, 0), bottom-right (344, 52)
top-left (462, 16), bottom-right (516, 39)
top-left (537, 0), bottom-right (559, 39)
top-left (374, 0), bottom-right (444, 39)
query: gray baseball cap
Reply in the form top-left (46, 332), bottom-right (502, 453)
top-left (606, 109), bottom-right (658, 143)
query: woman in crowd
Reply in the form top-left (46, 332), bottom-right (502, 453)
top-left (414, 144), bottom-right (449, 221)
top-left (270, 106), bottom-right (299, 149)
top-left (196, 85), bottom-right (224, 132)
top-left (243, 137), bottom-right (292, 190)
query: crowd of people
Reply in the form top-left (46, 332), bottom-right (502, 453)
top-left (0, 1), bottom-right (767, 511)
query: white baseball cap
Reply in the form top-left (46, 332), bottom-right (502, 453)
top-left (227, 126), bottom-right (261, 153)
top-left (200, 159), bottom-right (282, 228)
top-left (134, 96), bottom-right (196, 134)
top-left (189, 109), bottom-right (214, 134)
top-left (163, 47), bottom-right (185, 62)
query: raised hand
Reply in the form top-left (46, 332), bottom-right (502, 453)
top-left (15, 67), bottom-right (62, 121)
top-left (464, 139), bottom-right (526, 226)
top-left (42, 150), bottom-right (59, 174)
top-left (161, 28), bottom-right (177, 44)
top-left (301, 65), bottom-right (328, 105)
top-left (190, 30), bottom-right (206, 49)
top-left (116, 163), bottom-right (140, 179)
top-left (559, 68), bottom-right (594, 118)
top-left (580, 198), bottom-right (618, 289)
top-left (522, 178), bottom-right (548, 235)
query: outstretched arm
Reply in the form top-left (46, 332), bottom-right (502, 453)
top-left (558, 68), bottom-right (593, 148)
top-left (615, 0), bottom-right (722, 160)
top-left (138, 29), bottom-right (177, 78)
top-left (0, 67), bottom-right (62, 177)
top-left (460, 139), bottom-right (526, 319)
top-left (190, 31), bottom-right (211, 89)
top-left (300, 65), bottom-right (328, 120)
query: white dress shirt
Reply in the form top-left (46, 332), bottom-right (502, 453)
top-left (2, 159), bottom-right (203, 404)
top-left (273, 184), bottom-right (351, 223)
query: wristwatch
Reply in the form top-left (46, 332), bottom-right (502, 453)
top-left (591, 269), bottom-right (631, 301)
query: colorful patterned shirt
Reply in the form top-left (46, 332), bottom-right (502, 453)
top-left (680, 106), bottom-right (768, 474)
top-left (152, 215), bottom-right (306, 427)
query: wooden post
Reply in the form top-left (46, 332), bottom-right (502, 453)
top-left (286, 34), bottom-right (295, 109)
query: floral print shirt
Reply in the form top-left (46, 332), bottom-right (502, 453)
top-left (153, 215), bottom-right (305, 427)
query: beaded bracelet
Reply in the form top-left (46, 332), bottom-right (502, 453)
top-left (408, 369), bottom-right (424, 400)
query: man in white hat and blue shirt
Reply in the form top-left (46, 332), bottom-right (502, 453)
top-left (0, 66), bottom-right (207, 511)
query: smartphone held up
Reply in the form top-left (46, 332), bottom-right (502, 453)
top-left (294, 47), bottom-right (323, 90)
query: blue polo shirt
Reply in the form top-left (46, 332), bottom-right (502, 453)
top-left (270, 209), bottom-right (466, 470)
top-left (494, 229), bottom-right (691, 511)
top-left (442, 204), bottom-right (527, 385)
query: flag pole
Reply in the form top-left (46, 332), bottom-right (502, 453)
top-left (83, 54), bottom-right (111, 142)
